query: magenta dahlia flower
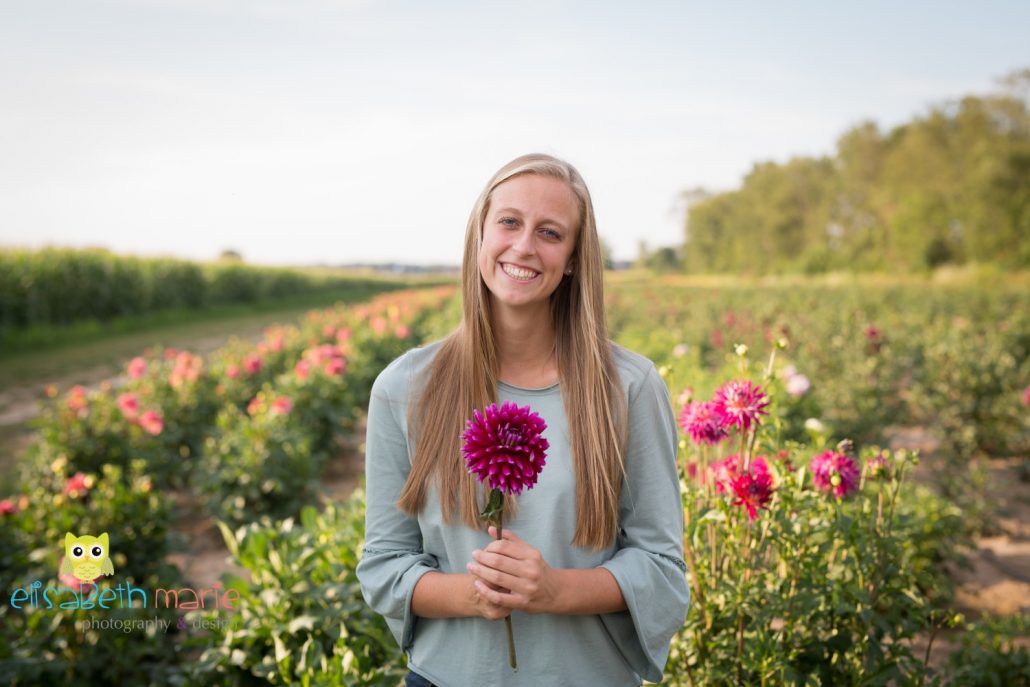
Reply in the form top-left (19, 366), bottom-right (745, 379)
top-left (462, 401), bottom-right (549, 673)
top-left (713, 379), bottom-right (770, 432)
top-left (810, 450), bottom-right (860, 497)
top-left (729, 468), bottom-right (774, 521)
top-left (679, 401), bottom-right (729, 445)
top-left (462, 401), bottom-right (549, 496)
top-left (710, 453), bottom-right (770, 494)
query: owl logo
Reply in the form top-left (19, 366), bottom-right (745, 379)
top-left (59, 532), bottom-right (115, 583)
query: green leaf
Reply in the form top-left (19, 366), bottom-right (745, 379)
top-left (288, 615), bottom-right (316, 633)
top-left (478, 488), bottom-right (504, 523)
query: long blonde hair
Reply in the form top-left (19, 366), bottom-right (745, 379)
top-left (396, 153), bottom-right (627, 550)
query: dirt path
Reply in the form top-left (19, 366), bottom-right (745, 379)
top-left (948, 457), bottom-right (1030, 617)
top-left (886, 426), bottom-right (1030, 619)
top-left (166, 417), bottom-right (368, 589)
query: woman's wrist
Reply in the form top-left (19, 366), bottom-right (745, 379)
top-left (412, 571), bottom-right (480, 618)
top-left (548, 567), bottom-right (626, 615)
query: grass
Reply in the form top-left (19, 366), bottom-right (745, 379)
top-left (0, 279), bottom-right (409, 358)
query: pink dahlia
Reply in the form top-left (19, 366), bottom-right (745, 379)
top-left (170, 352), bottom-right (202, 388)
top-left (679, 401), bottom-right (729, 445)
top-left (713, 379), bottom-right (770, 431)
top-left (127, 356), bottom-right (147, 379)
top-left (865, 451), bottom-right (892, 481)
top-left (1022, 385), bottom-right (1030, 408)
top-left (226, 365), bottom-right (240, 380)
top-left (710, 454), bottom-right (770, 494)
top-left (117, 392), bottom-right (140, 420)
top-left (729, 467), bottom-right (774, 521)
top-left (810, 450), bottom-right (860, 497)
top-left (462, 402), bottom-right (549, 496)
top-left (67, 385), bottom-right (88, 414)
top-left (138, 410), bottom-right (164, 436)
top-left (785, 373), bottom-right (811, 398)
top-left (866, 326), bottom-right (883, 354)
top-left (64, 472), bottom-right (89, 498)
top-left (270, 396), bottom-right (293, 416)
top-left (0, 498), bottom-right (17, 516)
top-left (243, 354), bottom-right (263, 375)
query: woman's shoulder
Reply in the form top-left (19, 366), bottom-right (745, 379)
top-left (372, 339), bottom-right (446, 399)
top-left (609, 341), bottom-right (661, 395)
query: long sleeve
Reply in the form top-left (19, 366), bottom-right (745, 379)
top-left (598, 364), bottom-right (690, 683)
top-left (355, 357), bottom-right (440, 651)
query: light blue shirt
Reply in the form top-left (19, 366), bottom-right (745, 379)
top-left (356, 340), bottom-right (689, 686)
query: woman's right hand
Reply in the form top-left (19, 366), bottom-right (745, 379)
top-left (466, 572), bottom-right (512, 620)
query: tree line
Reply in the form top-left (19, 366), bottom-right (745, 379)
top-left (666, 69), bottom-right (1029, 274)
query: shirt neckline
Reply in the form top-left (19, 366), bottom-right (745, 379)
top-left (497, 379), bottom-right (560, 395)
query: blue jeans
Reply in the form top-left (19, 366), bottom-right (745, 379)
top-left (404, 670), bottom-right (436, 687)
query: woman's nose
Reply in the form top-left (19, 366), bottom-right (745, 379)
top-left (513, 228), bottom-right (535, 255)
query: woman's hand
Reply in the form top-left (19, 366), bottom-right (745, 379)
top-left (466, 526), bottom-right (560, 615)
top-left (467, 573), bottom-right (512, 621)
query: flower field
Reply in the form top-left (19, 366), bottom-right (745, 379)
top-left (0, 285), bottom-right (455, 685)
top-left (1, 274), bottom-right (1028, 685)
top-left (608, 273), bottom-right (1030, 686)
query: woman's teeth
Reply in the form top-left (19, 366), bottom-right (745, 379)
top-left (502, 264), bottom-right (538, 280)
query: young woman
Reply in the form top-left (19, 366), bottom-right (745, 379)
top-left (356, 153), bottom-right (688, 687)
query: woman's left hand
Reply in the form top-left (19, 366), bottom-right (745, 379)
top-left (466, 526), bottom-right (560, 614)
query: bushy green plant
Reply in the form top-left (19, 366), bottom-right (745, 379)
top-left (198, 402), bottom-right (322, 528)
top-left (184, 491), bottom-right (406, 686)
top-left (607, 275), bottom-right (1030, 515)
top-left (945, 614), bottom-right (1030, 687)
top-left (0, 460), bottom-right (184, 686)
top-left (666, 348), bottom-right (971, 685)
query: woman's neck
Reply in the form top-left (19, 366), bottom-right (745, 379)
top-left (491, 304), bottom-right (558, 387)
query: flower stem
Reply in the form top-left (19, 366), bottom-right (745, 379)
top-left (682, 531), bottom-right (709, 628)
top-left (492, 510), bottom-right (518, 672)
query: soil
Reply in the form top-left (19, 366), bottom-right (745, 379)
top-left (884, 426), bottom-right (1030, 619)
top-left (885, 426), bottom-right (1030, 671)
top-left (164, 419), bottom-right (368, 590)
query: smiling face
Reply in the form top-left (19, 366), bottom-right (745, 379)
top-left (478, 173), bottom-right (580, 316)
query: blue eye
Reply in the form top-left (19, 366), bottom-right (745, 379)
top-left (500, 217), bottom-right (518, 227)
top-left (541, 228), bottom-right (561, 240)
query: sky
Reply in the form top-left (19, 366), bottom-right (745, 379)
top-left (1, 0), bottom-right (1027, 266)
